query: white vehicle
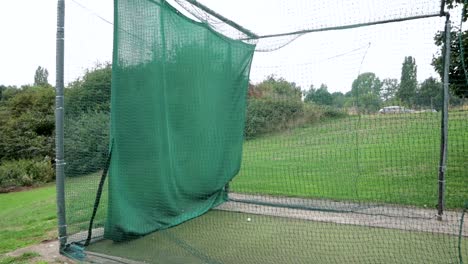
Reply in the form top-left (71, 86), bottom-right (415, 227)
top-left (378, 106), bottom-right (410, 114)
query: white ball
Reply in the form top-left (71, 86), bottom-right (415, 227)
top-left (247, 217), bottom-right (251, 222)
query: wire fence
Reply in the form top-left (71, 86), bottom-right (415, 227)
top-left (59, 0), bottom-right (468, 263)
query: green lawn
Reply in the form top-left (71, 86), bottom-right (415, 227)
top-left (232, 111), bottom-right (468, 208)
top-left (0, 185), bottom-right (56, 254)
top-left (0, 252), bottom-right (42, 264)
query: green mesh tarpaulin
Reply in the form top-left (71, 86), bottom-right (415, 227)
top-left (105, 0), bottom-right (255, 241)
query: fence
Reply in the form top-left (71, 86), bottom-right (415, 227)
top-left (57, 0), bottom-right (468, 263)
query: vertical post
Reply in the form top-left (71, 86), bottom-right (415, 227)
top-left (438, 14), bottom-right (450, 221)
top-left (55, 0), bottom-right (67, 248)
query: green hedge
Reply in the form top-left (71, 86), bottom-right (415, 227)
top-left (0, 159), bottom-right (54, 191)
top-left (320, 105), bottom-right (348, 118)
top-left (245, 98), bottom-right (323, 139)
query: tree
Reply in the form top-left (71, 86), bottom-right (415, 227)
top-left (304, 84), bottom-right (332, 105)
top-left (256, 75), bottom-right (302, 101)
top-left (350, 72), bottom-right (383, 113)
top-left (416, 77), bottom-right (442, 110)
top-left (397, 56), bottom-right (418, 106)
top-left (65, 63), bottom-right (112, 117)
top-left (351, 73), bottom-right (382, 96)
top-left (432, 0), bottom-right (468, 99)
top-left (303, 84), bottom-right (316, 103)
top-left (0, 86), bottom-right (55, 161)
top-left (433, 29), bottom-right (468, 99)
top-left (331, 92), bottom-right (345, 108)
top-left (314, 84), bottom-right (333, 105)
top-left (380, 78), bottom-right (399, 102)
top-left (0, 85), bottom-right (20, 102)
top-left (0, 85), bottom-right (5, 101)
top-left (34, 66), bottom-right (49, 87)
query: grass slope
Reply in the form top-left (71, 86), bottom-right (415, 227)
top-left (233, 111), bottom-right (468, 208)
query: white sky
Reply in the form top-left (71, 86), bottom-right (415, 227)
top-left (0, 0), bottom-right (449, 93)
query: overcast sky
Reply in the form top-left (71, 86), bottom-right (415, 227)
top-left (0, 0), bottom-right (448, 93)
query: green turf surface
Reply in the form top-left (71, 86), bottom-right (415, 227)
top-left (0, 186), bottom-right (56, 254)
top-left (87, 210), bottom-right (468, 264)
top-left (232, 111), bottom-right (468, 208)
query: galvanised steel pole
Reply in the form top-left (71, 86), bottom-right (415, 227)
top-left (55, 0), bottom-right (67, 249)
top-left (437, 14), bottom-right (451, 221)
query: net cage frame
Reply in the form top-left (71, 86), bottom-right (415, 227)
top-left (54, 0), bottom-right (468, 263)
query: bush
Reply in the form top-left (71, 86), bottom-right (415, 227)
top-left (65, 63), bottom-right (111, 117)
top-left (64, 111), bottom-right (110, 177)
top-left (320, 106), bottom-right (348, 118)
top-left (245, 98), bottom-right (305, 139)
top-left (245, 99), bottom-right (348, 139)
top-left (0, 158), bottom-right (54, 191)
top-left (0, 86), bottom-right (55, 161)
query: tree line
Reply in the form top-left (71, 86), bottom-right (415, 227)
top-left (303, 56), bottom-right (463, 113)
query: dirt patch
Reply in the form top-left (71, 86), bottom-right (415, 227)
top-left (5, 240), bottom-right (75, 264)
top-left (0, 186), bottom-right (37, 193)
top-left (0, 183), bottom-right (53, 193)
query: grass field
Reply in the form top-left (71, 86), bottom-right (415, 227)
top-left (0, 185), bottom-right (56, 254)
top-left (233, 111), bottom-right (468, 208)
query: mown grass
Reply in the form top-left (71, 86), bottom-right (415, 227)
top-left (0, 174), bottom-right (106, 254)
top-left (232, 111), bottom-right (468, 208)
top-left (0, 252), bottom-right (41, 264)
top-left (0, 186), bottom-right (56, 254)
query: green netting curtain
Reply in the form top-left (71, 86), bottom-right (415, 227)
top-left (105, 0), bottom-right (255, 241)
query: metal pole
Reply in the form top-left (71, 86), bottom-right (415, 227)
top-left (242, 13), bottom-right (443, 40)
top-left (440, 0), bottom-right (446, 16)
top-left (55, 0), bottom-right (67, 248)
top-left (438, 14), bottom-right (451, 221)
top-left (183, 0), bottom-right (258, 39)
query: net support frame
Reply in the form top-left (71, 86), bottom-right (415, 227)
top-left (55, 0), bottom-right (67, 249)
top-left (441, 0), bottom-right (446, 15)
top-left (242, 13), bottom-right (445, 40)
top-left (58, 0), bottom-right (464, 261)
top-left (183, 0), bottom-right (259, 39)
top-left (438, 13), bottom-right (451, 221)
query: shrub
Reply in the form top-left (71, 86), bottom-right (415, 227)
top-left (320, 106), bottom-right (348, 118)
top-left (0, 86), bottom-right (55, 161)
top-left (244, 99), bottom-right (348, 139)
top-left (64, 111), bottom-right (110, 177)
top-left (0, 158), bottom-right (54, 191)
top-left (65, 63), bottom-right (111, 117)
top-left (245, 98), bottom-right (305, 139)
